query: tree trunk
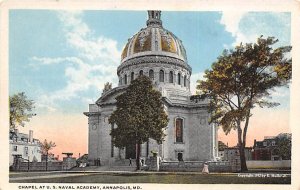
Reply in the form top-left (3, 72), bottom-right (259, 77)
top-left (46, 152), bottom-right (48, 171)
top-left (239, 144), bottom-right (248, 172)
top-left (136, 143), bottom-right (141, 170)
top-left (240, 110), bottom-right (251, 172)
top-left (237, 121), bottom-right (248, 172)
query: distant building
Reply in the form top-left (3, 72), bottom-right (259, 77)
top-left (221, 147), bottom-right (252, 162)
top-left (217, 141), bottom-right (228, 160)
top-left (9, 130), bottom-right (41, 166)
top-left (252, 133), bottom-right (291, 161)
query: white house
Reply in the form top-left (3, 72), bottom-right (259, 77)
top-left (9, 129), bottom-right (42, 166)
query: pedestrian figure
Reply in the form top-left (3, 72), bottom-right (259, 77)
top-left (129, 158), bottom-right (132, 166)
top-left (202, 162), bottom-right (209, 174)
top-left (97, 158), bottom-right (101, 166)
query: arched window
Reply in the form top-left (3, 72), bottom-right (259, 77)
top-left (139, 70), bottom-right (143, 76)
top-left (178, 73), bottom-right (181, 85)
top-left (183, 75), bottom-right (186, 87)
top-left (159, 70), bottom-right (164, 82)
top-left (169, 71), bottom-right (173, 83)
top-left (155, 41), bottom-right (159, 50)
top-left (149, 69), bottom-right (154, 80)
top-left (124, 74), bottom-right (127, 85)
top-left (131, 72), bottom-right (134, 82)
top-left (175, 118), bottom-right (183, 142)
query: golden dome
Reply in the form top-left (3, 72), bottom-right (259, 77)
top-left (121, 11), bottom-right (187, 63)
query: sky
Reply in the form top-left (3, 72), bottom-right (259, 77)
top-left (9, 10), bottom-right (291, 159)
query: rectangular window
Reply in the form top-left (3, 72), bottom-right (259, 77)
top-left (175, 118), bottom-right (183, 143)
top-left (13, 146), bottom-right (18, 151)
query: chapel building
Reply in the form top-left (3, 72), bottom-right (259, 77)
top-left (84, 11), bottom-right (218, 165)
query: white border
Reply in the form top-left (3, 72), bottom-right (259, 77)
top-left (1, 0), bottom-right (300, 190)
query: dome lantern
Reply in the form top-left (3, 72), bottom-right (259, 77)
top-left (147, 10), bottom-right (162, 27)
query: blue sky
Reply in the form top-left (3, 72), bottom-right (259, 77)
top-left (8, 9), bottom-right (292, 156)
top-left (9, 10), bottom-right (291, 115)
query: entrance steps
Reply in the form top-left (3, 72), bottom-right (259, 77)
top-left (70, 159), bottom-right (138, 171)
top-left (108, 159), bottom-right (136, 171)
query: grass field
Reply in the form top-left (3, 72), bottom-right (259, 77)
top-left (10, 172), bottom-right (291, 184)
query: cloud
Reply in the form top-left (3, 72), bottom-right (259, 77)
top-left (220, 11), bottom-right (247, 38)
top-left (266, 86), bottom-right (290, 110)
top-left (31, 11), bottom-right (121, 113)
top-left (58, 11), bottom-right (120, 63)
top-left (219, 12), bottom-right (291, 110)
top-left (190, 72), bottom-right (204, 95)
top-left (220, 12), bottom-right (291, 47)
top-left (30, 56), bottom-right (82, 66)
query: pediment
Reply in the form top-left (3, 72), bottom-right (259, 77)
top-left (96, 86), bottom-right (127, 107)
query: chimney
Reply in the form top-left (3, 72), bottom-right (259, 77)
top-left (29, 130), bottom-right (33, 143)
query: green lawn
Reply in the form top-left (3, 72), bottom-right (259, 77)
top-left (10, 173), bottom-right (291, 184)
top-left (10, 171), bottom-right (64, 178)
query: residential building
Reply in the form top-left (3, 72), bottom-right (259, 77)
top-left (252, 133), bottom-right (291, 160)
top-left (9, 129), bottom-right (41, 166)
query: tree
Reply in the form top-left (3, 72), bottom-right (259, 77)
top-left (10, 92), bottom-right (36, 131)
top-left (109, 75), bottom-right (169, 170)
top-left (197, 36), bottom-right (291, 172)
top-left (275, 134), bottom-right (291, 160)
top-left (40, 139), bottom-right (56, 171)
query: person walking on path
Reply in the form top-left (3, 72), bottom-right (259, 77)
top-left (129, 158), bottom-right (132, 166)
top-left (202, 162), bottom-right (209, 174)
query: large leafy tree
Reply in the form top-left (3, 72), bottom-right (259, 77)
top-left (9, 92), bottom-right (36, 131)
top-left (197, 36), bottom-right (291, 172)
top-left (109, 75), bottom-right (169, 170)
top-left (275, 134), bottom-right (291, 160)
top-left (40, 139), bottom-right (56, 171)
